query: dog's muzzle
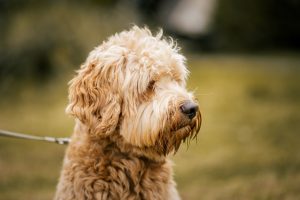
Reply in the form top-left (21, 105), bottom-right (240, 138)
top-left (180, 101), bottom-right (199, 120)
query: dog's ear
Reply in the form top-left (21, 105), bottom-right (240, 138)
top-left (66, 61), bottom-right (121, 138)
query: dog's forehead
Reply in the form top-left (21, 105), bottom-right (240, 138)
top-left (149, 58), bottom-right (187, 83)
top-left (122, 33), bottom-right (189, 83)
top-left (88, 27), bottom-right (189, 84)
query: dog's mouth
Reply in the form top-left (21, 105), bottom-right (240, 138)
top-left (173, 110), bottom-right (201, 135)
top-left (167, 111), bottom-right (201, 154)
top-left (173, 124), bottom-right (196, 144)
top-left (174, 124), bottom-right (192, 132)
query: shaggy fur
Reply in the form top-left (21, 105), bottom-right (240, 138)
top-left (55, 26), bottom-right (201, 200)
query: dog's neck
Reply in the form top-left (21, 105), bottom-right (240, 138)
top-left (69, 121), bottom-right (167, 165)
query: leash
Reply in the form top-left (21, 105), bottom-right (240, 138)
top-left (0, 129), bottom-right (70, 145)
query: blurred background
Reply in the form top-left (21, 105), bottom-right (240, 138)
top-left (0, 0), bottom-right (300, 199)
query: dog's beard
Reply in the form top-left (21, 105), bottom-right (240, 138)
top-left (155, 110), bottom-right (201, 156)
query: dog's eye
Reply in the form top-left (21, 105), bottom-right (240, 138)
top-left (147, 80), bottom-right (155, 91)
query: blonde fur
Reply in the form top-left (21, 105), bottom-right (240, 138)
top-left (55, 26), bottom-right (201, 200)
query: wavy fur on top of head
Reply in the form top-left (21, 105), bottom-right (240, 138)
top-left (55, 26), bottom-right (201, 200)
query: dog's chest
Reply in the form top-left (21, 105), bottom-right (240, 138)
top-left (73, 157), bottom-right (173, 200)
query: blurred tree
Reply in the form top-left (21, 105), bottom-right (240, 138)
top-left (135, 0), bottom-right (300, 51)
top-left (214, 0), bottom-right (300, 50)
top-left (0, 0), bottom-right (134, 95)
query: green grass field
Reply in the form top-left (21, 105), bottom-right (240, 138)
top-left (0, 54), bottom-right (300, 200)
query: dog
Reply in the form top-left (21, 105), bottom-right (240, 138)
top-left (54, 26), bottom-right (201, 200)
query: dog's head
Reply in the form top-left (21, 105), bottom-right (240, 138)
top-left (67, 26), bottom-right (201, 156)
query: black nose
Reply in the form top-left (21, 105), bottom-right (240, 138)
top-left (180, 102), bottom-right (198, 119)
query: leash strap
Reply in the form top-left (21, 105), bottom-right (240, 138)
top-left (0, 129), bottom-right (70, 145)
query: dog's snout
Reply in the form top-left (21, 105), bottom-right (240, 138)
top-left (180, 102), bottom-right (198, 120)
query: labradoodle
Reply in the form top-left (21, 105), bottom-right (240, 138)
top-left (55, 26), bottom-right (201, 200)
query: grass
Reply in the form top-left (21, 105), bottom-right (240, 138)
top-left (0, 54), bottom-right (300, 200)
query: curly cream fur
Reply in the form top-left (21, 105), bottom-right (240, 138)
top-left (55, 26), bottom-right (201, 200)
